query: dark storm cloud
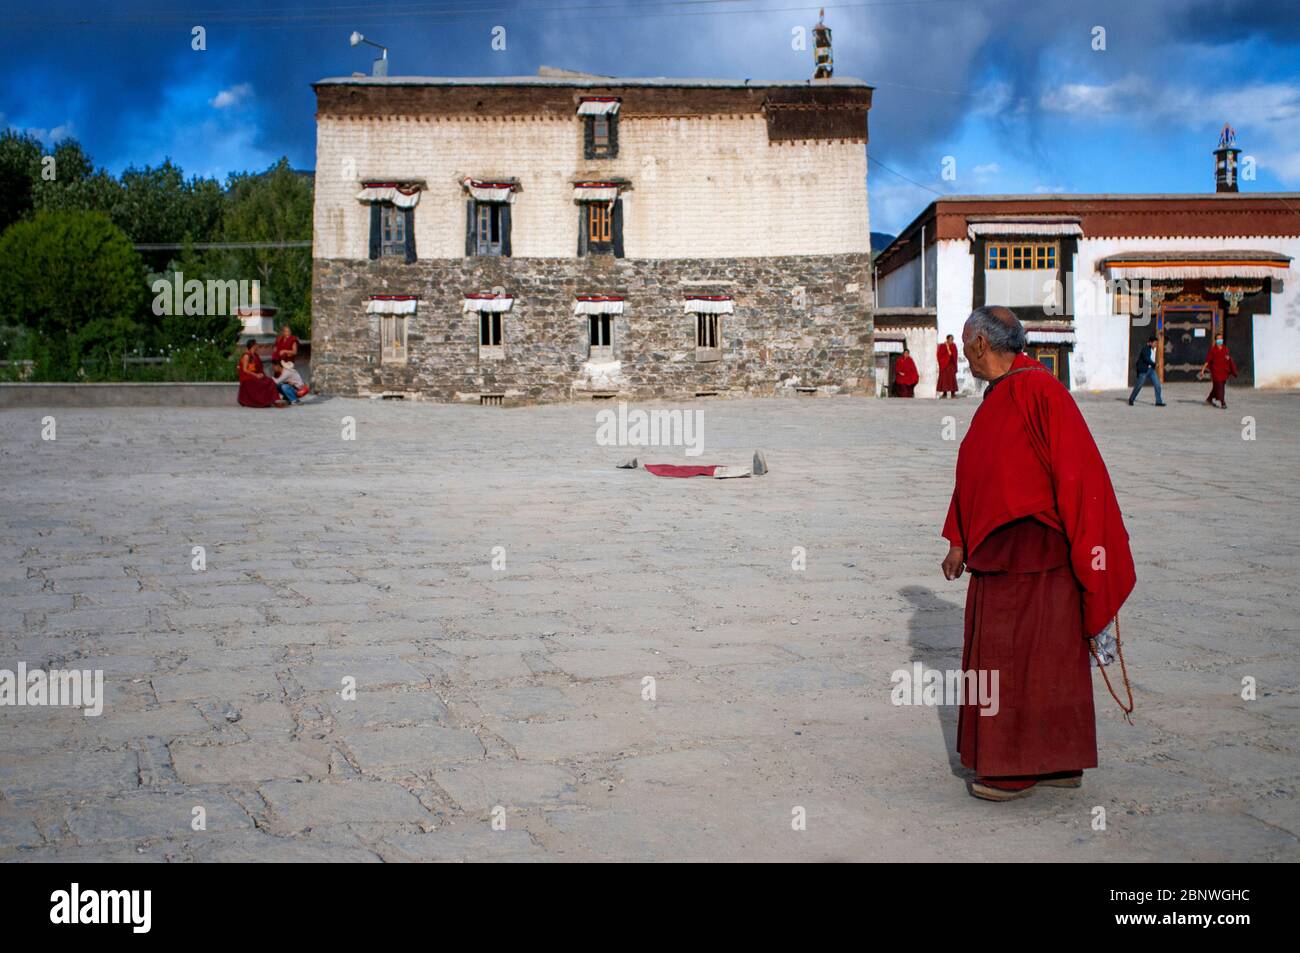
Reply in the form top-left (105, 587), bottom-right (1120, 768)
top-left (2, 0), bottom-right (1298, 178)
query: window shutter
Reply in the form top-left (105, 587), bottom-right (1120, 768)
top-left (583, 117), bottom-right (595, 160)
top-left (465, 200), bottom-right (476, 257)
top-left (608, 116), bottom-right (619, 158)
top-left (368, 203), bottom-right (382, 260)
top-left (403, 207), bottom-right (416, 263)
top-left (612, 199), bottom-right (624, 258)
top-left (577, 206), bottom-right (588, 257)
top-left (500, 204), bottom-right (512, 257)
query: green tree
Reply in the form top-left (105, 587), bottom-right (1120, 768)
top-left (220, 158), bottom-right (313, 336)
top-left (0, 210), bottom-right (146, 379)
top-left (0, 129), bottom-right (42, 232)
top-left (31, 139), bottom-right (125, 218)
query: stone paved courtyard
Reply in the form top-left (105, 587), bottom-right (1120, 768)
top-left (1, 385), bottom-right (1297, 862)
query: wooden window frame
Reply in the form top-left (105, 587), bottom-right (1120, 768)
top-left (478, 311), bottom-right (504, 360)
top-left (588, 313), bottom-right (614, 360)
top-left (588, 203), bottom-right (613, 245)
top-left (987, 242), bottom-right (1057, 271)
top-left (380, 314), bottom-right (408, 364)
top-left (380, 204), bottom-right (406, 258)
top-left (694, 312), bottom-right (721, 362)
top-left (584, 114), bottom-right (619, 159)
top-left (475, 203), bottom-right (505, 257)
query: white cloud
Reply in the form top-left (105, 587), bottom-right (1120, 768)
top-left (211, 83), bottom-right (253, 110)
top-left (972, 162), bottom-right (1001, 176)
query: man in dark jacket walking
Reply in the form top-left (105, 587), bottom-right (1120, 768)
top-left (1128, 335), bottom-right (1165, 406)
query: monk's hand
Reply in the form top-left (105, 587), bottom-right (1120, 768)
top-left (941, 545), bottom-right (965, 580)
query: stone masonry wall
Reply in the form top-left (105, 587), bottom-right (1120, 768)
top-left (312, 252), bottom-right (874, 403)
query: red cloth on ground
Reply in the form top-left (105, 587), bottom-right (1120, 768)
top-left (942, 352), bottom-right (1135, 637)
top-left (644, 464), bottom-right (719, 478)
top-left (958, 518), bottom-right (1097, 776)
top-left (1204, 344), bottom-right (1238, 383)
top-left (272, 334), bottom-right (299, 362)
top-left (237, 352), bottom-right (280, 408)
top-left (894, 355), bottom-right (919, 387)
top-left (937, 342), bottom-right (959, 393)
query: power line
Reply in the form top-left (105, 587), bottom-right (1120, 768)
top-left (868, 153), bottom-right (948, 196)
top-left (133, 241), bottom-right (312, 250)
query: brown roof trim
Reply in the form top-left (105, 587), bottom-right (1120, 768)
top-left (875, 194), bottom-right (1300, 279)
top-left (316, 82), bottom-right (872, 121)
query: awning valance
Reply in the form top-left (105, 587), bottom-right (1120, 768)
top-left (463, 178), bottom-right (517, 204)
top-left (874, 340), bottom-right (905, 354)
top-left (356, 183), bottom-right (422, 208)
top-left (967, 220), bottom-right (1082, 238)
top-left (462, 295), bottom-right (514, 313)
top-left (683, 296), bottom-right (734, 314)
top-left (366, 296), bottom-right (418, 315)
top-left (1026, 329), bottom-right (1075, 344)
top-left (1097, 250), bottom-right (1291, 281)
top-left (573, 182), bottom-right (621, 203)
top-left (574, 296), bottom-right (624, 315)
top-left (577, 98), bottom-right (621, 116)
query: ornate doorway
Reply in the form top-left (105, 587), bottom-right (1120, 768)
top-left (1158, 302), bottom-right (1219, 382)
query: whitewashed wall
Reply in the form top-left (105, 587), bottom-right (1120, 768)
top-left (314, 114), bottom-right (870, 260)
top-left (1073, 235), bottom-right (1300, 390)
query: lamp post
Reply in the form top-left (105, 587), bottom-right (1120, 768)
top-left (349, 31), bottom-right (388, 77)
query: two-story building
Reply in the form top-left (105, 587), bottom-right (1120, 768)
top-left (874, 174), bottom-right (1300, 397)
top-left (309, 68), bottom-right (875, 403)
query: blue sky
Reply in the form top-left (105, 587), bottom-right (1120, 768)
top-left (2, 0), bottom-right (1299, 234)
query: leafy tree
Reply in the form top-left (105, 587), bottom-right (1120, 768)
top-left (0, 210), bottom-right (146, 378)
top-left (31, 139), bottom-right (125, 218)
top-left (0, 129), bottom-right (42, 232)
top-left (219, 158), bottom-right (313, 336)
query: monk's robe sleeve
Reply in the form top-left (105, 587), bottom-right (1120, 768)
top-left (1020, 378), bottom-right (1136, 637)
top-left (942, 489), bottom-right (962, 548)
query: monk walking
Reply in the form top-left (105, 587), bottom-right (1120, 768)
top-left (893, 347), bottom-right (919, 398)
top-left (936, 334), bottom-right (959, 397)
top-left (940, 306), bottom-right (1135, 801)
top-left (1199, 335), bottom-right (1238, 409)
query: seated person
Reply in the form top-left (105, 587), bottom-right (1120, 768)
top-left (238, 340), bottom-right (283, 408)
top-left (271, 359), bottom-right (306, 405)
top-left (272, 324), bottom-right (299, 363)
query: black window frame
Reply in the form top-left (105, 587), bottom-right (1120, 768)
top-left (369, 201), bottom-right (417, 263)
top-left (583, 113), bottom-right (619, 159)
top-left (466, 199), bottom-right (513, 257)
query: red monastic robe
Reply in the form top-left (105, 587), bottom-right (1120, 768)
top-left (1204, 345), bottom-right (1238, 382)
top-left (894, 355), bottom-right (919, 387)
top-left (942, 353), bottom-right (1136, 776)
top-left (237, 351), bottom-right (280, 408)
top-left (273, 333), bottom-right (299, 363)
top-left (936, 342), bottom-right (959, 392)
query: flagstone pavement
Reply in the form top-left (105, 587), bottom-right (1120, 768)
top-left (1, 384), bottom-right (1297, 862)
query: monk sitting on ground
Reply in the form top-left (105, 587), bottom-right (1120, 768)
top-left (940, 306), bottom-right (1135, 801)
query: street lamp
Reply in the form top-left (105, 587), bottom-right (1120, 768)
top-left (349, 31), bottom-right (389, 77)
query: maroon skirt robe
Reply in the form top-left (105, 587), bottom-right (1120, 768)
top-left (957, 517), bottom-right (1096, 777)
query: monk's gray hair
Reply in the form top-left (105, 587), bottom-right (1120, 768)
top-left (964, 306), bottom-right (1026, 354)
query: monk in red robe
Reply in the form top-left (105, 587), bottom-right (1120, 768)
top-left (941, 306), bottom-right (1135, 801)
top-left (936, 334), bottom-right (959, 397)
top-left (1199, 335), bottom-right (1238, 409)
top-left (893, 348), bottom-right (919, 398)
top-left (237, 340), bottom-right (283, 408)
top-left (272, 324), bottom-right (299, 363)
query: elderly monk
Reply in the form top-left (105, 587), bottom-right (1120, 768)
top-left (893, 347), bottom-right (919, 398)
top-left (936, 334), bottom-right (959, 398)
top-left (940, 306), bottom-right (1135, 801)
